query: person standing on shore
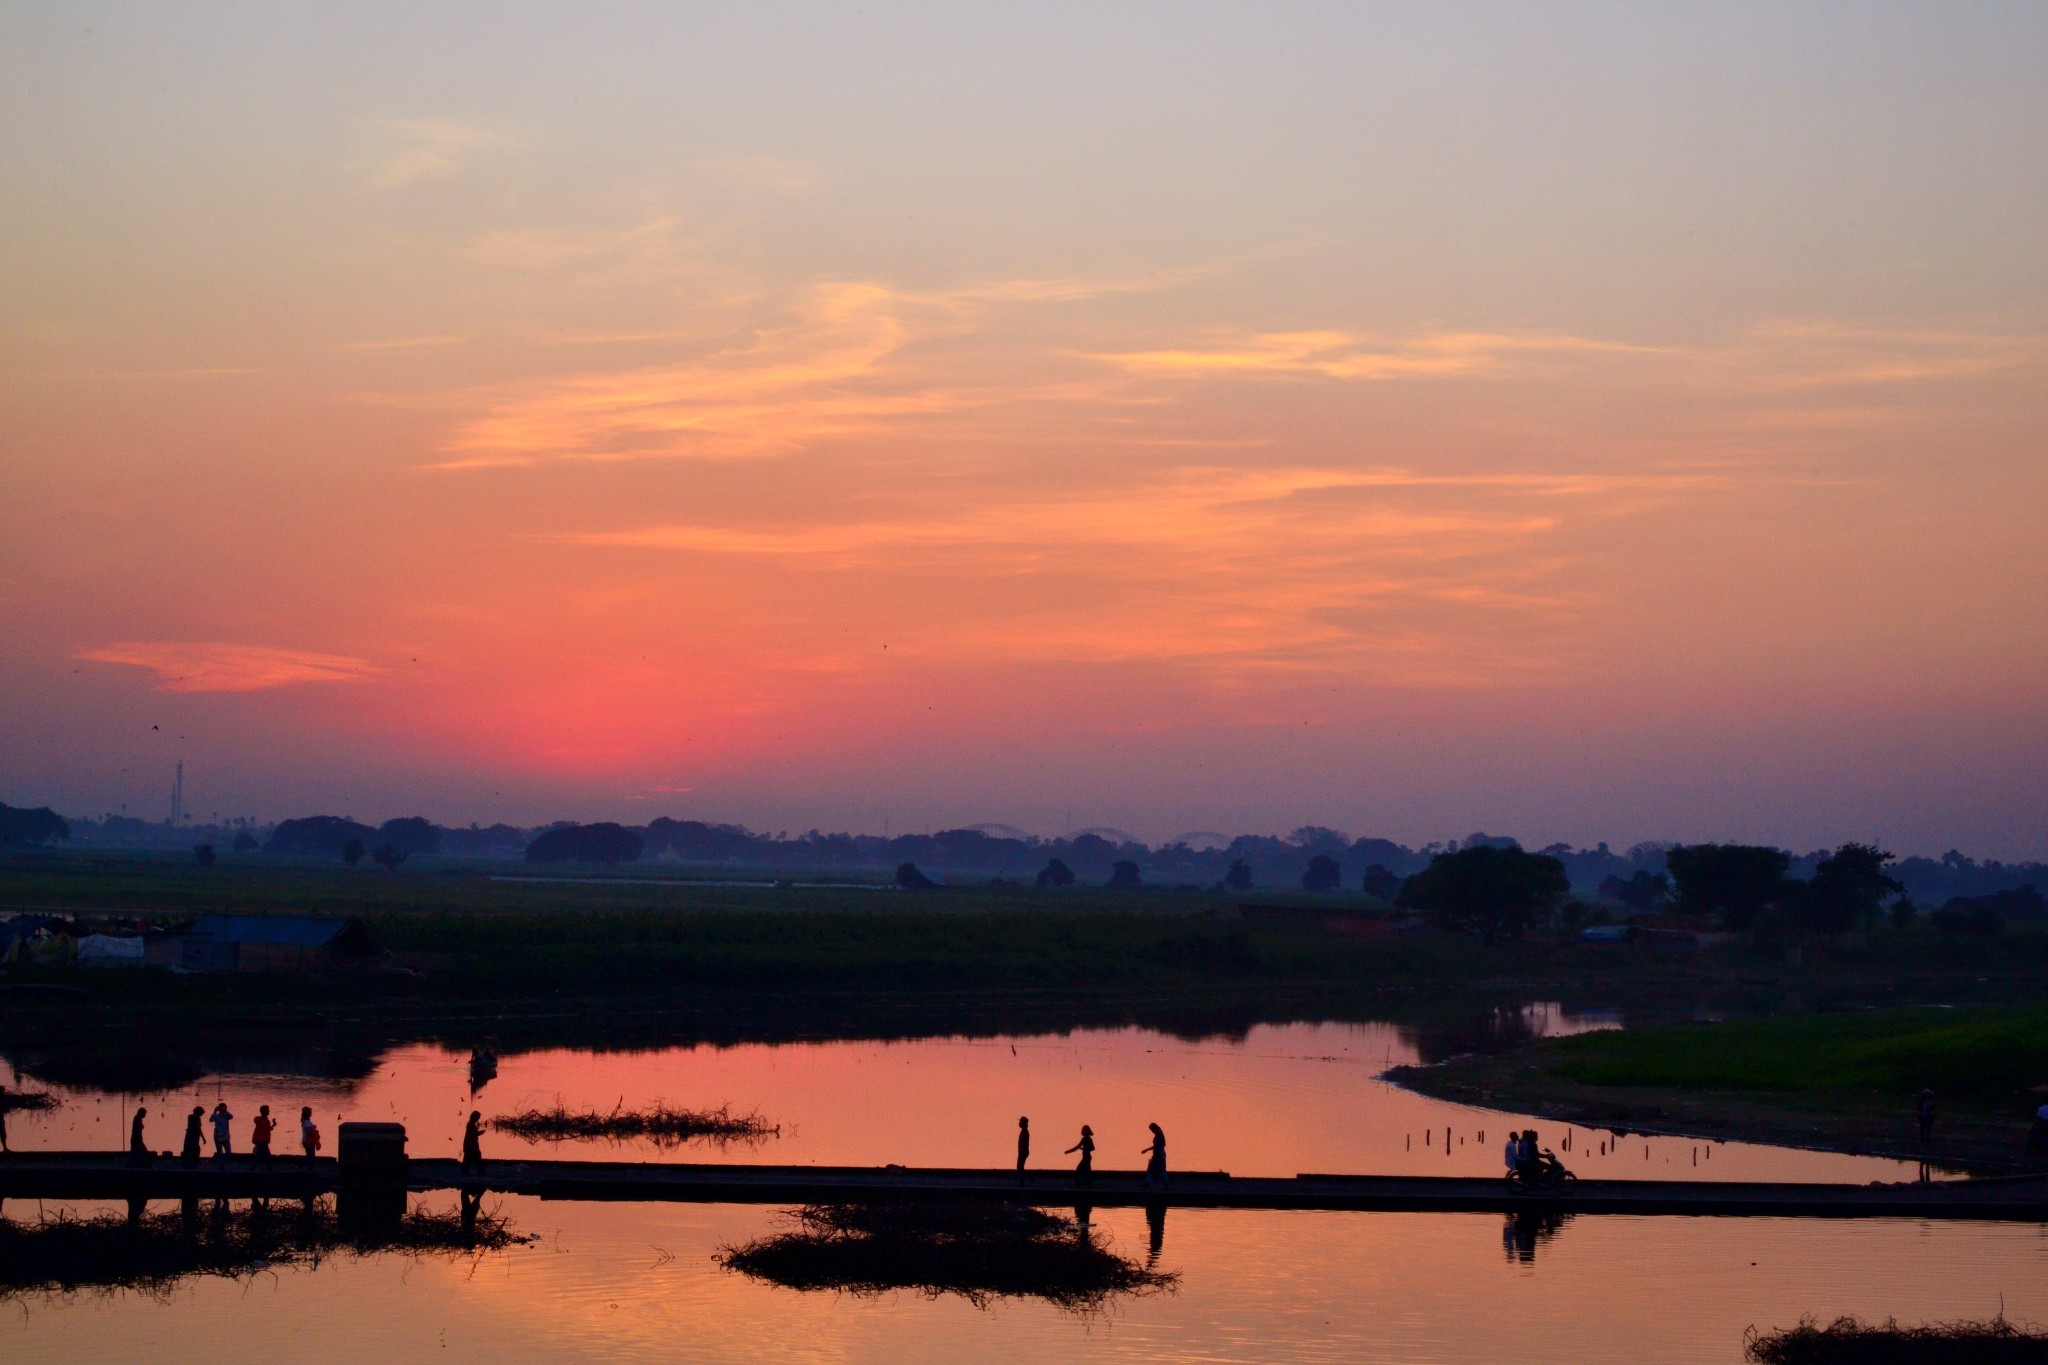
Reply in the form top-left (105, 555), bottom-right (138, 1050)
top-left (181, 1106), bottom-right (204, 1165)
top-left (210, 1101), bottom-right (234, 1158)
top-left (251, 1105), bottom-right (274, 1164)
top-left (1065, 1124), bottom-right (1095, 1186)
top-left (1016, 1117), bottom-right (1031, 1184)
top-left (300, 1106), bottom-right (321, 1166)
top-left (1918, 1089), bottom-right (1936, 1146)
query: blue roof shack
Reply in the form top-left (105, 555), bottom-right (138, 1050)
top-left (177, 914), bottom-right (385, 974)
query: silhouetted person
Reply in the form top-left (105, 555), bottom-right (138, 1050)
top-left (1918, 1089), bottom-right (1936, 1145)
top-left (181, 1106), bottom-right (204, 1166)
top-left (1065, 1124), bottom-right (1095, 1186)
top-left (1142, 1123), bottom-right (1168, 1189)
top-left (1016, 1116), bottom-right (1031, 1184)
top-left (1503, 1130), bottom-right (1520, 1175)
top-left (129, 1106), bottom-right (151, 1167)
top-left (2026, 1103), bottom-right (2048, 1161)
top-left (1145, 1202), bottom-right (1166, 1266)
top-left (251, 1105), bottom-right (275, 1164)
top-left (299, 1106), bottom-right (321, 1166)
top-left (210, 1101), bottom-right (234, 1158)
top-left (462, 1110), bottom-right (485, 1174)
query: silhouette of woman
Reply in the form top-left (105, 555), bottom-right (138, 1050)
top-left (462, 1110), bottom-right (485, 1174)
top-left (1142, 1123), bottom-right (1168, 1188)
top-left (1065, 1124), bottom-right (1095, 1186)
top-left (181, 1106), bottom-right (204, 1165)
top-left (129, 1106), bottom-right (150, 1167)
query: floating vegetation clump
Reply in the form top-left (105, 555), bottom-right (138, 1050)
top-left (718, 1200), bottom-right (1178, 1312)
top-left (0, 1089), bottom-right (57, 1114)
top-left (0, 1198), bottom-right (522, 1302)
top-left (492, 1101), bottom-right (777, 1148)
top-left (1745, 1314), bottom-right (2048, 1363)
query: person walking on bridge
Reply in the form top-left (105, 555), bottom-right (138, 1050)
top-left (210, 1101), bottom-right (234, 1159)
top-left (1065, 1124), bottom-right (1095, 1187)
top-left (251, 1105), bottom-right (275, 1164)
top-left (181, 1106), bottom-right (204, 1166)
top-left (128, 1106), bottom-right (150, 1167)
top-left (1142, 1123), bottom-right (1168, 1189)
top-left (462, 1111), bottom-right (486, 1175)
top-left (1016, 1116), bottom-right (1031, 1185)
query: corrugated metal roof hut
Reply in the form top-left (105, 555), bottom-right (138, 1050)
top-left (180, 914), bottom-right (384, 973)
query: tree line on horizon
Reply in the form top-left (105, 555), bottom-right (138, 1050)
top-left (5, 799), bottom-right (2044, 919)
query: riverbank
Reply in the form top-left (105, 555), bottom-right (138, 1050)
top-left (1386, 1006), bottom-right (2048, 1171)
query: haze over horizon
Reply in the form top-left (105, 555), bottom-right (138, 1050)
top-left (4, 4), bottom-right (2045, 858)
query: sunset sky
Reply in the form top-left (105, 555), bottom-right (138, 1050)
top-left (3, 3), bottom-right (2044, 855)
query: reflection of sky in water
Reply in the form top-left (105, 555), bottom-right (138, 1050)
top-left (6, 1019), bottom-right (1925, 1183)
top-left (5, 1197), bottom-right (2046, 1364)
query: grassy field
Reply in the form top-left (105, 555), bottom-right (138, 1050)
top-left (5, 851), bottom-right (2047, 1019)
top-left (1545, 1006), bottom-right (2048, 1104)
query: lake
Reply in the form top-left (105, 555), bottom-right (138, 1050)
top-left (4, 1012), bottom-right (2039, 1362)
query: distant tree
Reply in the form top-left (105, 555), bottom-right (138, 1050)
top-left (1598, 870), bottom-right (1671, 914)
top-left (1288, 826), bottom-right (1350, 852)
top-left (193, 843), bottom-right (216, 867)
top-left (895, 862), bottom-right (938, 890)
top-left (1223, 858), bottom-right (1253, 894)
top-left (377, 817), bottom-right (440, 858)
top-left (1932, 885), bottom-right (2039, 936)
top-left (1302, 854), bottom-right (1341, 893)
top-left (0, 802), bottom-right (70, 849)
top-left (1890, 896), bottom-right (1918, 931)
top-left (231, 831), bottom-right (259, 854)
top-left (1801, 843), bottom-right (1904, 934)
top-left (371, 843), bottom-right (410, 870)
top-left (267, 815), bottom-right (377, 858)
top-left (1034, 858), bottom-right (1076, 889)
top-left (341, 837), bottom-right (366, 866)
top-left (1665, 844), bottom-right (1791, 930)
top-left (1396, 845), bottom-right (1568, 945)
top-left (525, 823), bottom-right (643, 866)
top-left (1932, 904), bottom-right (2005, 936)
top-left (1108, 860), bottom-right (1142, 890)
top-left (1360, 864), bottom-right (1404, 901)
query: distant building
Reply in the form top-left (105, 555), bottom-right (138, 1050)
top-left (163, 914), bottom-right (385, 973)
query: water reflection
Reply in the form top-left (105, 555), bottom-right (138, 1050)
top-left (0, 1194), bottom-right (519, 1302)
top-left (1501, 1210), bottom-right (1573, 1263)
top-left (3, 1019), bottom-right (1930, 1185)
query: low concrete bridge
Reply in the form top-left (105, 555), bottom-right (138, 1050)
top-left (3, 1152), bottom-right (2044, 1221)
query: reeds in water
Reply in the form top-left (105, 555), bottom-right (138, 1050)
top-left (719, 1200), bottom-right (1178, 1312)
top-left (1746, 1314), bottom-right (2048, 1363)
top-left (491, 1100), bottom-right (777, 1148)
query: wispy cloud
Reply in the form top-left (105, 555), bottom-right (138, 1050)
top-left (428, 282), bottom-right (957, 468)
top-left (1090, 329), bottom-right (1672, 380)
top-left (349, 118), bottom-right (513, 191)
top-left (78, 643), bottom-right (382, 693)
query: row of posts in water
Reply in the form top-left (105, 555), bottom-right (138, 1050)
top-left (1407, 1126), bottom-right (1714, 1165)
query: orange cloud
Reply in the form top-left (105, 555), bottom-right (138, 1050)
top-left (1090, 329), bottom-right (1671, 380)
top-left (79, 642), bottom-right (382, 692)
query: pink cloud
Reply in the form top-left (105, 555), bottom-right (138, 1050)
top-left (78, 642), bottom-right (382, 693)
